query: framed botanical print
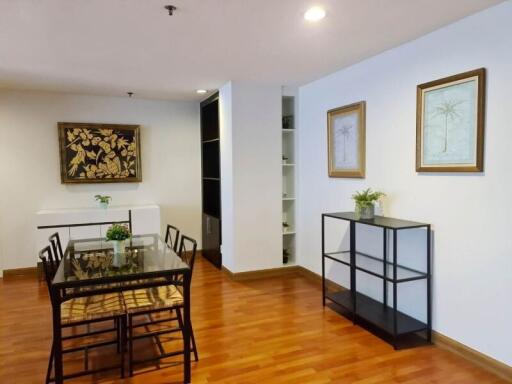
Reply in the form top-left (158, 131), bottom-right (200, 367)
top-left (58, 122), bottom-right (142, 184)
top-left (416, 68), bottom-right (485, 172)
top-left (327, 101), bottom-right (366, 178)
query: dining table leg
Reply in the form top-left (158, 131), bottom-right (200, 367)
top-left (51, 288), bottom-right (64, 384)
top-left (183, 272), bottom-right (191, 384)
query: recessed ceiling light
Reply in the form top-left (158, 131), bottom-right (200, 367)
top-left (196, 89), bottom-right (208, 94)
top-left (304, 6), bottom-right (326, 22)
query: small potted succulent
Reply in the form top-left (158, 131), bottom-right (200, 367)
top-left (352, 188), bottom-right (385, 219)
top-left (95, 195), bottom-right (111, 209)
top-left (106, 224), bottom-right (131, 255)
top-left (282, 221), bottom-right (290, 233)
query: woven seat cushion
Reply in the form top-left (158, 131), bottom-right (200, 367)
top-left (61, 293), bottom-right (125, 324)
top-left (122, 285), bottom-right (184, 313)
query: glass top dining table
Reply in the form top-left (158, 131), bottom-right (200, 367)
top-left (49, 234), bottom-right (192, 384)
top-left (53, 234), bottom-right (190, 287)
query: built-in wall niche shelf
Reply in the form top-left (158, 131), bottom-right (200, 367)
top-left (202, 138), bottom-right (220, 144)
top-left (281, 95), bottom-right (296, 265)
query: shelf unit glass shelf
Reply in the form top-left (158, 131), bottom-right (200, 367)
top-left (325, 290), bottom-right (427, 335)
top-left (323, 251), bottom-right (427, 283)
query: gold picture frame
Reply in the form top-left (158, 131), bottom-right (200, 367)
top-left (58, 122), bottom-right (142, 184)
top-left (416, 68), bottom-right (485, 172)
top-left (327, 101), bottom-right (366, 178)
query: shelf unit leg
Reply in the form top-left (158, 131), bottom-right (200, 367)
top-left (383, 228), bottom-right (387, 308)
top-left (321, 215), bottom-right (326, 306)
top-left (350, 221), bottom-right (356, 324)
top-left (427, 225), bottom-right (432, 343)
top-left (393, 229), bottom-right (398, 349)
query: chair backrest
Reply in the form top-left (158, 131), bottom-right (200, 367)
top-left (39, 246), bottom-right (57, 297)
top-left (49, 232), bottom-right (64, 262)
top-left (178, 235), bottom-right (197, 273)
top-left (165, 224), bottom-right (180, 253)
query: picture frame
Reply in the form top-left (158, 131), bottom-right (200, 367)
top-left (327, 101), bottom-right (366, 178)
top-left (416, 68), bottom-right (486, 172)
top-left (58, 122), bottom-right (142, 184)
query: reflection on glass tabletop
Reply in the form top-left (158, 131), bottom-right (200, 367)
top-left (53, 235), bottom-right (189, 285)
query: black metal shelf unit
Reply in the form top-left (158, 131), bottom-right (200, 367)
top-left (321, 212), bottom-right (431, 348)
top-left (201, 92), bottom-right (222, 268)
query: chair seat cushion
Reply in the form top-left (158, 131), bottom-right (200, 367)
top-left (61, 293), bottom-right (125, 324)
top-left (122, 285), bottom-right (184, 313)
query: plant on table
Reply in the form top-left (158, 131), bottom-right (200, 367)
top-left (352, 188), bottom-right (385, 219)
top-left (106, 224), bottom-right (131, 255)
top-left (106, 224), bottom-right (131, 241)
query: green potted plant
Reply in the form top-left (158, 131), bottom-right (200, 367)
top-left (282, 221), bottom-right (290, 233)
top-left (352, 188), bottom-right (385, 219)
top-left (95, 195), bottom-right (111, 209)
top-left (282, 155), bottom-right (289, 165)
top-left (106, 224), bottom-right (131, 255)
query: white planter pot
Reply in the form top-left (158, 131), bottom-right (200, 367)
top-left (99, 202), bottom-right (109, 209)
top-left (112, 240), bottom-right (126, 255)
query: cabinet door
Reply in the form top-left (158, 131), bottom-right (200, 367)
top-left (202, 214), bottom-right (221, 268)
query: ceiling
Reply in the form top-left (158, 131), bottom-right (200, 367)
top-left (0, 0), bottom-right (503, 101)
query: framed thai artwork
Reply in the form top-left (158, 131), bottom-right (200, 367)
top-left (327, 101), bottom-right (366, 178)
top-left (416, 68), bottom-right (486, 172)
top-left (58, 122), bottom-right (142, 183)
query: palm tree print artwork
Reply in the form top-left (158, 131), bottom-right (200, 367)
top-left (431, 99), bottom-right (465, 153)
top-left (417, 68), bottom-right (485, 172)
top-left (327, 101), bottom-right (366, 178)
top-left (334, 119), bottom-right (357, 167)
top-left (58, 123), bottom-right (142, 183)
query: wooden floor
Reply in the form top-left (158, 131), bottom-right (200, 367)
top-left (0, 256), bottom-right (505, 384)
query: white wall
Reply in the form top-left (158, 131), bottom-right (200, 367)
top-left (219, 82), bottom-right (235, 271)
top-left (219, 81), bottom-right (282, 272)
top-left (297, 1), bottom-right (512, 366)
top-left (0, 90), bottom-right (201, 271)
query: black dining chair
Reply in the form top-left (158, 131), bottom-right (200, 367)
top-left (39, 246), bottom-right (126, 382)
top-left (49, 232), bottom-right (64, 263)
top-left (122, 235), bottom-right (198, 376)
top-left (164, 224), bottom-right (180, 253)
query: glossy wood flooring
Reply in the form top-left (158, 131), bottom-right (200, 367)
top-left (0, 256), bottom-right (505, 383)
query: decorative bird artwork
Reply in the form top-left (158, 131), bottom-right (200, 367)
top-left (58, 123), bottom-right (141, 183)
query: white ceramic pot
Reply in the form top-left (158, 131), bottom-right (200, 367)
top-left (112, 240), bottom-right (126, 255)
top-left (99, 202), bottom-right (109, 209)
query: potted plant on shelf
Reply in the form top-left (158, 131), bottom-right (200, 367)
top-left (95, 195), bottom-right (111, 209)
top-left (106, 224), bottom-right (131, 255)
top-left (352, 188), bottom-right (385, 219)
top-left (282, 221), bottom-right (290, 233)
top-left (282, 155), bottom-right (289, 165)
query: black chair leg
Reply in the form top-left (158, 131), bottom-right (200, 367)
top-left (120, 316), bottom-right (126, 378)
top-left (128, 314), bottom-right (134, 377)
top-left (115, 318), bottom-right (120, 353)
top-left (46, 342), bottom-right (54, 384)
top-left (176, 308), bottom-right (198, 362)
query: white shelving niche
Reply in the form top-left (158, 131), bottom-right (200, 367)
top-left (282, 95), bottom-right (296, 265)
